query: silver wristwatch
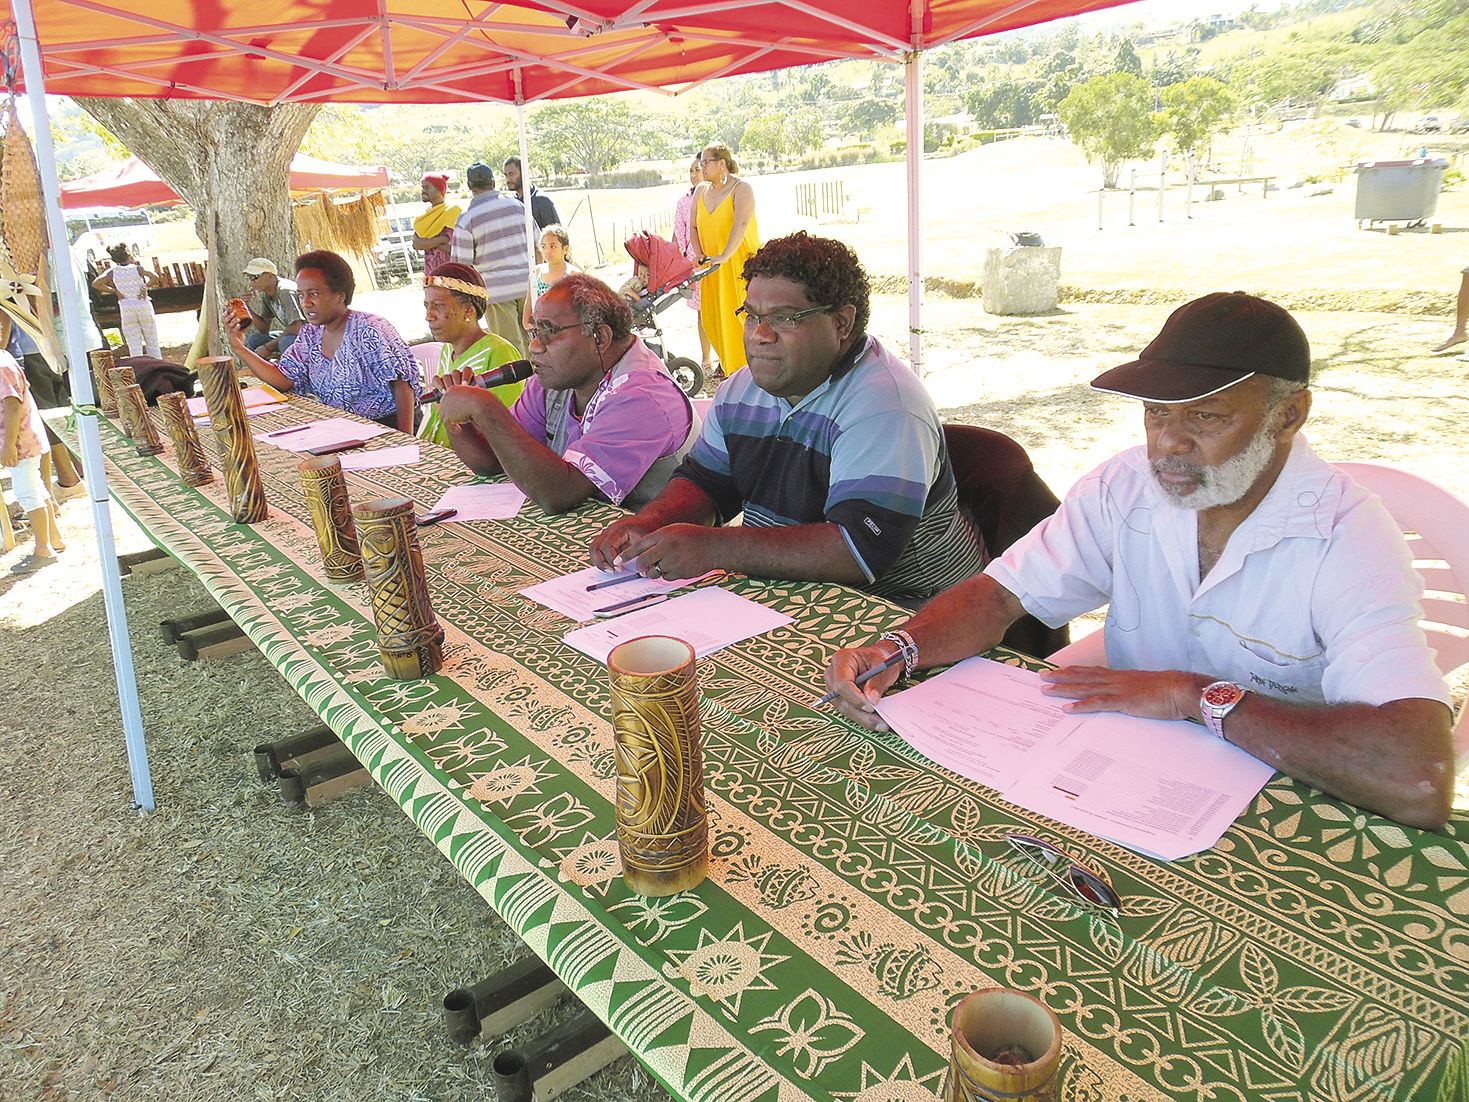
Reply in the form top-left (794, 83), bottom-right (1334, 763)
top-left (1200, 681), bottom-right (1247, 740)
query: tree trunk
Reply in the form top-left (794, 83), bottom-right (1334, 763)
top-left (73, 99), bottom-right (319, 352)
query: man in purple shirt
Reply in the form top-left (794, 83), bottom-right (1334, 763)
top-left (439, 274), bottom-right (699, 514)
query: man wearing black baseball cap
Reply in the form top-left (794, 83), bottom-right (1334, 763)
top-left (824, 292), bottom-right (1453, 830)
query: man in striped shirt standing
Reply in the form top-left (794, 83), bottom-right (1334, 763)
top-left (591, 232), bottom-right (984, 605)
top-left (451, 161), bottom-right (531, 357)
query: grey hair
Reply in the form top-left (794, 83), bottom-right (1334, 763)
top-left (558, 274), bottom-right (633, 341)
top-left (1265, 377), bottom-right (1307, 404)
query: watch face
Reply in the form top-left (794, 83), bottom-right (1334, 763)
top-left (1203, 682), bottom-right (1244, 709)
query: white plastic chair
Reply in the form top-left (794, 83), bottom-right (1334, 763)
top-left (1335, 462), bottom-right (1469, 754)
top-left (410, 343), bottom-right (444, 441)
top-left (410, 342), bottom-right (442, 390)
top-left (1050, 462), bottom-right (1469, 753)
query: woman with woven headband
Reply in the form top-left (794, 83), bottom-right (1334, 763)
top-left (419, 262), bottom-right (525, 447)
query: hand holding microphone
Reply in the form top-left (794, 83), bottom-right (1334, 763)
top-left (420, 358), bottom-right (534, 404)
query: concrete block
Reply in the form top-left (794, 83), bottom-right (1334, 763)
top-left (982, 245), bottom-right (1062, 316)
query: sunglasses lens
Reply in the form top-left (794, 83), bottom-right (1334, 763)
top-left (1070, 867), bottom-right (1122, 912)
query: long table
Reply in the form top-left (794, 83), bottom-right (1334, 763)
top-left (77, 395), bottom-right (1469, 1102)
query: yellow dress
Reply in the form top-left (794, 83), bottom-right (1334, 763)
top-left (695, 185), bottom-right (759, 374)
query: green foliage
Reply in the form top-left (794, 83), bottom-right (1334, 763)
top-left (797, 144), bottom-right (885, 170)
top-left (590, 168), bottom-right (666, 188)
top-left (1115, 40), bottom-right (1143, 77)
top-left (530, 99), bottom-right (645, 177)
top-left (1157, 77), bottom-right (1237, 161)
top-left (966, 78), bottom-right (1045, 128)
top-left (1059, 71), bottom-right (1159, 188)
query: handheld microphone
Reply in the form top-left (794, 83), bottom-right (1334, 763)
top-left (420, 359), bottom-right (533, 404)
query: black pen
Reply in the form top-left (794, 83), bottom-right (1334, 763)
top-left (812, 650), bottom-right (905, 708)
top-left (585, 571), bottom-right (642, 592)
top-left (266, 423), bottom-right (312, 437)
top-left (592, 592), bottom-right (669, 616)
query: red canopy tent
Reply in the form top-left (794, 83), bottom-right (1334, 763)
top-left (59, 152), bottom-right (390, 209)
top-left (2, 0), bottom-right (1133, 105)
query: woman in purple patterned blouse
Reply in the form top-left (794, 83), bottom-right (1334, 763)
top-left (227, 250), bottom-right (419, 433)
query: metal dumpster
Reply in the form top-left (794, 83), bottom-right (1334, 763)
top-left (1354, 158), bottom-right (1448, 224)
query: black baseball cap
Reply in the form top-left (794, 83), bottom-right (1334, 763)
top-left (1090, 292), bottom-right (1311, 403)
top-left (466, 161), bottom-right (495, 188)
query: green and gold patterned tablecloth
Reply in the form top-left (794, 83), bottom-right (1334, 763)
top-left (73, 398), bottom-right (1469, 1102)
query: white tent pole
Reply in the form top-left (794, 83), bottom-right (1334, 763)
top-left (514, 71), bottom-right (537, 296)
top-left (14, 0), bottom-right (156, 812)
top-left (903, 29), bottom-right (924, 374)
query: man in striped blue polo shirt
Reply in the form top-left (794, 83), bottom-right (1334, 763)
top-left (591, 232), bottom-right (983, 605)
top-left (451, 161), bottom-right (531, 357)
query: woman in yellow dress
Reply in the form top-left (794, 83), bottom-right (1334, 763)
top-left (690, 143), bottom-right (759, 380)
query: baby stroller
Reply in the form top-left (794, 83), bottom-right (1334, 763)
top-left (621, 230), bottom-right (713, 397)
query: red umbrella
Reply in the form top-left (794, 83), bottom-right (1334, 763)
top-left (60, 153), bottom-right (389, 209)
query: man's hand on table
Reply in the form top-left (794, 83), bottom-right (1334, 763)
top-left (590, 515), bottom-right (654, 572)
top-left (1039, 665), bottom-right (1209, 720)
top-left (822, 643), bottom-right (903, 732)
top-left (614, 523), bottom-right (720, 582)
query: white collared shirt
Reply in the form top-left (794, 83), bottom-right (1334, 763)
top-left (986, 436), bottom-right (1451, 708)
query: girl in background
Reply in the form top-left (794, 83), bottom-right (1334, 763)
top-left (672, 154), bottom-right (714, 377)
top-left (522, 224), bottom-right (581, 331)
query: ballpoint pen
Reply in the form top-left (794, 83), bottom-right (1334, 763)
top-left (266, 423), bottom-right (312, 437)
top-left (812, 650), bottom-right (905, 707)
top-left (585, 571), bottom-right (643, 592)
top-left (592, 592), bottom-right (670, 616)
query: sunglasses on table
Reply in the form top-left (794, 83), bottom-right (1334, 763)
top-left (1006, 832), bottom-right (1123, 915)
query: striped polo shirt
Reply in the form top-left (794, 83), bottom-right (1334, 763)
top-left (449, 190), bottom-right (531, 305)
top-left (675, 335), bottom-right (984, 603)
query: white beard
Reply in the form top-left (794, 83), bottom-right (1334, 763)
top-left (1151, 419), bottom-right (1281, 511)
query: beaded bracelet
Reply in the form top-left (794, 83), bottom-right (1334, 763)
top-left (878, 629), bottom-right (919, 680)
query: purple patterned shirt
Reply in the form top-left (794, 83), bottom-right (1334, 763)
top-left (278, 310), bottom-right (419, 420)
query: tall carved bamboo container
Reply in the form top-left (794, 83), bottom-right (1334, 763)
top-left (197, 356), bottom-right (268, 523)
top-left (354, 497), bottom-right (443, 678)
top-left (156, 392), bottom-right (213, 486)
top-left (300, 455), bottom-right (363, 581)
top-left (118, 382), bottom-right (164, 456)
top-left (946, 989), bottom-right (1062, 1102)
top-left (109, 365), bottom-right (137, 438)
top-left (90, 348), bottom-right (118, 415)
top-left (607, 636), bottom-right (708, 896)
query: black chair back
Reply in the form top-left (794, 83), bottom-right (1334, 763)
top-left (943, 423), bottom-right (1070, 658)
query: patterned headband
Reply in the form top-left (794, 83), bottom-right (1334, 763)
top-left (425, 274), bottom-right (489, 300)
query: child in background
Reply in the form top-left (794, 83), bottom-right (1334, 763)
top-left (522, 225), bottom-right (580, 331)
top-left (1, 348), bottom-right (64, 573)
top-left (92, 244), bottom-right (161, 358)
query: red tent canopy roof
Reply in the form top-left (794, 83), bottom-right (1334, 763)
top-left (2, 0), bottom-right (1136, 105)
top-left (58, 153), bottom-right (390, 209)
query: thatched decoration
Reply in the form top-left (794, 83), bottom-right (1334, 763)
top-left (291, 190), bottom-right (387, 260)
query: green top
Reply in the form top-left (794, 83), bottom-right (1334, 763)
top-left (419, 332), bottom-right (524, 448)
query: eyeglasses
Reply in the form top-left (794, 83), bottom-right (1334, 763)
top-left (1006, 833), bottom-right (1122, 914)
top-left (735, 304), bottom-right (832, 333)
top-left (527, 318), bottom-right (589, 344)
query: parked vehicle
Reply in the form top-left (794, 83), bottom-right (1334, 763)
top-left (1414, 115), bottom-right (1442, 134)
top-left (372, 213), bottom-right (423, 286)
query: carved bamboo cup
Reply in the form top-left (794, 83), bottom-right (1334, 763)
top-left (607, 636), bottom-right (708, 896)
top-left (156, 392), bottom-right (214, 486)
top-left (90, 348), bottom-right (117, 415)
top-left (300, 455), bottom-right (363, 582)
top-left (109, 366), bottom-right (138, 438)
top-left (197, 356), bottom-right (269, 523)
top-left (118, 383), bottom-right (164, 456)
top-left (354, 496), bottom-right (443, 678)
top-left (946, 989), bottom-right (1062, 1102)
